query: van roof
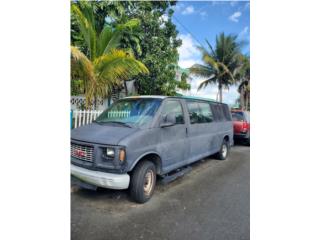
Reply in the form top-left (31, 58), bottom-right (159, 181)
top-left (124, 95), bottom-right (226, 105)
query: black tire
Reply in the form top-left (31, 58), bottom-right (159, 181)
top-left (215, 139), bottom-right (230, 160)
top-left (129, 161), bottom-right (156, 203)
top-left (246, 137), bottom-right (250, 146)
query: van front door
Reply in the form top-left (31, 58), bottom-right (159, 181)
top-left (158, 99), bottom-right (188, 173)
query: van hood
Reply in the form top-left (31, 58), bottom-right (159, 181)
top-left (71, 123), bottom-right (139, 145)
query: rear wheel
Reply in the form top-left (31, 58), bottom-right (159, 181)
top-left (129, 161), bottom-right (156, 203)
top-left (215, 139), bottom-right (230, 160)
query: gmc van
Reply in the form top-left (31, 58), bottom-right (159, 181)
top-left (71, 96), bottom-right (233, 203)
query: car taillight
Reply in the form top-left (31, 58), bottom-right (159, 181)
top-left (242, 121), bottom-right (248, 132)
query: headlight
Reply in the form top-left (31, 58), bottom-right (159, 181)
top-left (102, 147), bottom-right (115, 158)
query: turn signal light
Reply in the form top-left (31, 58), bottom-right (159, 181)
top-left (119, 149), bottom-right (126, 161)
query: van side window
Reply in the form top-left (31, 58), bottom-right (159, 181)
top-left (187, 101), bottom-right (213, 124)
top-left (186, 101), bottom-right (201, 124)
top-left (198, 102), bottom-right (214, 123)
top-left (161, 100), bottom-right (184, 124)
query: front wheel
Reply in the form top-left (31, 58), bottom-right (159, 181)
top-left (215, 139), bottom-right (230, 160)
top-left (129, 161), bottom-right (156, 203)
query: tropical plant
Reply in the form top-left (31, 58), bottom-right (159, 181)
top-left (71, 2), bottom-right (149, 107)
top-left (189, 33), bottom-right (243, 102)
top-left (236, 55), bottom-right (250, 110)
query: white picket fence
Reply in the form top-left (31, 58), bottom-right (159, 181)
top-left (73, 110), bottom-right (103, 128)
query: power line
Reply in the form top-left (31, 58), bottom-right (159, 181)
top-left (172, 15), bottom-right (207, 50)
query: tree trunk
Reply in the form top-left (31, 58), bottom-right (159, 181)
top-left (124, 81), bottom-right (128, 96)
top-left (245, 91), bottom-right (249, 111)
top-left (240, 88), bottom-right (245, 110)
top-left (218, 84), bottom-right (223, 102)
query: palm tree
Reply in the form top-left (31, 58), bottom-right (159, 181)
top-left (237, 55), bottom-right (250, 110)
top-left (189, 33), bottom-right (243, 102)
top-left (71, 2), bottom-right (148, 108)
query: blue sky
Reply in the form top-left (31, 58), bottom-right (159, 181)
top-left (172, 0), bottom-right (250, 105)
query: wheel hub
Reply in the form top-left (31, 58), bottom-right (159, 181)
top-left (222, 144), bottom-right (227, 158)
top-left (144, 170), bottom-right (154, 196)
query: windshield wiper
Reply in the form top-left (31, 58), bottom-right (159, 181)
top-left (95, 121), bottom-right (132, 128)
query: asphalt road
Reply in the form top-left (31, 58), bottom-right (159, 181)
top-left (71, 145), bottom-right (250, 240)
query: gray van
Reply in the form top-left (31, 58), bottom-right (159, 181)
top-left (71, 96), bottom-right (233, 203)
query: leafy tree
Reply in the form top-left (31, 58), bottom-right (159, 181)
top-left (178, 72), bottom-right (191, 91)
top-left (71, 2), bottom-right (148, 107)
top-left (107, 1), bottom-right (182, 95)
top-left (189, 33), bottom-right (243, 102)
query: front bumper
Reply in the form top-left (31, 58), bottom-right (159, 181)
top-left (71, 164), bottom-right (130, 190)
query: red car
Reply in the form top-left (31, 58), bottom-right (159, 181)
top-left (231, 110), bottom-right (250, 145)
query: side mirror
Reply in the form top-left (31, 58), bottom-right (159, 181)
top-left (160, 113), bottom-right (176, 128)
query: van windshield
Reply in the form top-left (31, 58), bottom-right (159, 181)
top-left (95, 98), bottom-right (162, 127)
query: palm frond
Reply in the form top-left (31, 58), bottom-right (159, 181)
top-left (205, 39), bottom-right (215, 56)
top-left (203, 54), bottom-right (219, 70)
top-left (116, 18), bottom-right (140, 31)
top-left (102, 30), bottom-right (122, 54)
top-left (96, 26), bottom-right (113, 56)
top-left (71, 4), bottom-right (97, 60)
top-left (71, 46), bottom-right (96, 105)
top-left (71, 46), bottom-right (95, 83)
top-left (197, 77), bottom-right (216, 91)
top-left (93, 50), bottom-right (149, 94)
top-left (189, 64), bottom-right (214, 78)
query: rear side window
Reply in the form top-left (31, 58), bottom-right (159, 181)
top-left (161, 100), bottom-right (184, 124)
top-left (187, 101), bottom-right (213, 124)
top-left (222, 105), bottom-right (232, 121)
top-left (211, 104), bottom-right (224, 121)
top-left (210, 104), bottom-right (231, 121)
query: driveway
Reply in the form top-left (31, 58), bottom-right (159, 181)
top-left (71, 145), bottom-right (250, 240)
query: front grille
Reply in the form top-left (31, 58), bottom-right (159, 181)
top-left (71, 143), bottom-right (94, 162)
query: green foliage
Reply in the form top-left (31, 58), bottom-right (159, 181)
top-left (106, 1), bottom-right (182, 95)
top-left (70, 2), bottom-right (149, 107)
top-left (178, 72), bottom-right (191, 90)
top-left (189, 33), bottom-right (243, 102)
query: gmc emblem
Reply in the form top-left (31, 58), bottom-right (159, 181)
top-left (74, 149), bottom-right (86, 158)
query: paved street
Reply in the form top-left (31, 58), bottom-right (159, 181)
top-left (71, 145), bottom-right (250, 240)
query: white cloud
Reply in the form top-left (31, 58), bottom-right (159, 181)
top-left (229, 11), bottom-right (242, 22)
top-left (159, 14), bottom-right (168, 28)
top-left (178, 34), bottom-right (201, 68)
top-left (173, 3), bottom-right (184, 12)
top-left (188, 78), bottom-right (239, 105)
top-left (238, 26), bottom-right (249, 39)
top-left (182, 5), bottom-right (195, 15)
top-left (160, 14), bottom-right (168, 22)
